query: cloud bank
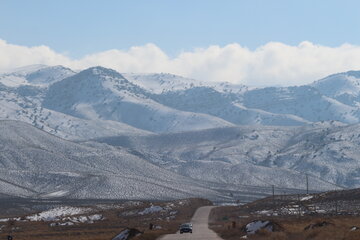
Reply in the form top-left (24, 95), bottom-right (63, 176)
top-left (1, 39), bottom-right (360, 86)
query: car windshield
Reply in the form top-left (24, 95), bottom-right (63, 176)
top-left (181, 224), bottom-right (191, 228)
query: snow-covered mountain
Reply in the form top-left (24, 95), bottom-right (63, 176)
top-left (2, 65), bottom-right (360, 137)
top-left (43, 67), bottom-right (233, 133)
top-left (153, 87), bottom-right (309, 126)
top-left (122, 73), bottom-right (205, 94)
top-left (123, 72), bottom-right (250, 94)
top-left (125, 70), bottom-right (360, 126)
top-left (1, 66), bottom-right (360, 140)
top-left (311, 71), bottom-right (360, 107)
top-left (0, 81), bottom-right (150, 140)
top-left (1, 120), bottom-right (325, 202)
top-left (1, 65), bottom-right (360, 201)
top-left (0, 65), bottom-right (76, 87)
top-left (0, 120), bottom-right (225, 200)
top-left (242, 86), bottom-right (358, 123)
top-left (98, 122), bottom-right (358, 190)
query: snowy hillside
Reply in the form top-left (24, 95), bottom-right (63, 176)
top-left (0, 82), bottom-right (150, 140)
top-left (0, 65), bottom-right (76, 87)
top-left (311, 70), bottom-right (360, 107)
top-left (0, 120), bottom-right (225, 200)
top-left (43, 67), bottom-right (233, 133)
top-left (122, 73), bottom-right (205, 94)
top-left (2, 65), bottom-right (360, 138)
top-left (124, 70), bottom-right (360, 126)
top-left (123, 72), bottom-right (250, 94)
top-left (242, 86), bottom-right (359, 123)
top-left (0, 120), bottom-right (346, 202)
top-left (2, 66), bottom-right (360, 201)
top-left (97, 121), bottom-right (360, 190)
top-left (154, 87), bottom-right (309, 126)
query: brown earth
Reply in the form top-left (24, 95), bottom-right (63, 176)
top-left (210, 213), bottom-right (360, 240)
top-left (0, 198), bottom-right (211, 240)
top-left (209, 189), bottom-right (360, 240)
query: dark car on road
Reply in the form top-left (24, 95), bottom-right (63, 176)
top-left (180, 223), bottom-right (193, 234)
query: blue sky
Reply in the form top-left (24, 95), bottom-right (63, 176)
top-left (1, 0), bottom-right (360, 86)
top-left (1, 0), bottom-right (360, 58)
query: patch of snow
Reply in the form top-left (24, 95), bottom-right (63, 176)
top-left (49, 214), bottom-right (103, 226)
top-left (42, 190), bottom-right (69, 198)
top-left (88, 214), bottom-right (103, 221)
top-left (112, 229), bottom-right (130, 240)
top-left (121, 210), bottom-right (138, 217)
top-left (301, 195), bottom-right (314, 201)
top-left (50, 221), bottom-right (75, 227)
top-left (138, 206), bottom-right (164, 215)
top-left (256, 210), bottom-right (273, 216)
top-left (27, 206), bottom-right (91, 221)
top-left (350, 226), bottom-right (360, 231)
top-left (317, 209), bottom-right (327, 213)
top-left (77, 216), bottom-right (88, 223)
top-left (245, 220), bottom-right (273, 234)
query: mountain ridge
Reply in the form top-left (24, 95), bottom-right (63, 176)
top-left (2, 65), bottom-right (360, 135)
top-left (1, 65), bottom-right (360, 200)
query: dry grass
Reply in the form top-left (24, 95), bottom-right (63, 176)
top-left (210, 206), bottom-right (360, 240)
top-left (0, 198), bottom-right (211, 240)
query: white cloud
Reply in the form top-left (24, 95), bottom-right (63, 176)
top-left (1, 39), bottom-right (360, 86)
top-left (0, 39), bottom-right (71, 71)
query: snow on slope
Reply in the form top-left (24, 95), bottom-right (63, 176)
top-left (264, 122), bottom-right (360, 187)
top-left (124, 71), bottom-right (360, 126)
top-left (0, 83), bottom-right (150, 140)
top-left (3, 65), bottom-right (360, 137)
top-left (123, 72), bottom-right (250, 95)
top-left (0, 120), bottom-right (224, 200)
top-left (97, 124), bottom-right (350, 191)
top-left (243, 86), bottom-right (359, 123)
top-left (311, 70), bottom-right (360, 107)
top-left (0, 65), bottom-right (47, 86)
top-left (154, 87), bottom-right (309, 126)
top-left (122, 73), bottom-right (205, 94)
top-left (0, 65), bottom-right (76, 87)
top-left (25, 65), bottom-right (76, 85)
top-left (2, 66), bottom-right (360, 201)
top-left (43, 67), bottom-right (233, 133)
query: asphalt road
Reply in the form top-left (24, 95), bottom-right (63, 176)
top-left (159, 206), bottom-right (223, 240)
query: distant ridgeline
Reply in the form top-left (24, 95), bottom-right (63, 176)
top-left (0, 65), bottom-right (359, 200)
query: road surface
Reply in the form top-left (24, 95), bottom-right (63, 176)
top-left (159, 206), bottom-right (223, 240)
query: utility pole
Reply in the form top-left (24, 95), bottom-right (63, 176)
top-left (335, 190), bottom-right (338, 215)
top-left (272, 185), bottom-right (275, 211)
top-left (335, 199), bottom-right (338, 215)
top-left (306, 174), bottom-right (309, 194)
top-left (297, 194), bottom-right (301, 217)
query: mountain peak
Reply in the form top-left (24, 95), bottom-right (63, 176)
top-left (81, 66), bottom-right (126, 79)
top-left (311, 70), bottom-right (360, 94)
top-left (310, 70), bottom-right (360, 107)
top-left (25, 65), bottom-right (76, 85)
top-left (12, 64), bottom-right (48, 75)
top-left (344, 70), bottom-right (360, 78)
top-left (316, 70), bottom-right (360, 82)
top-left (0, 64), bottom-right (76, 87)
